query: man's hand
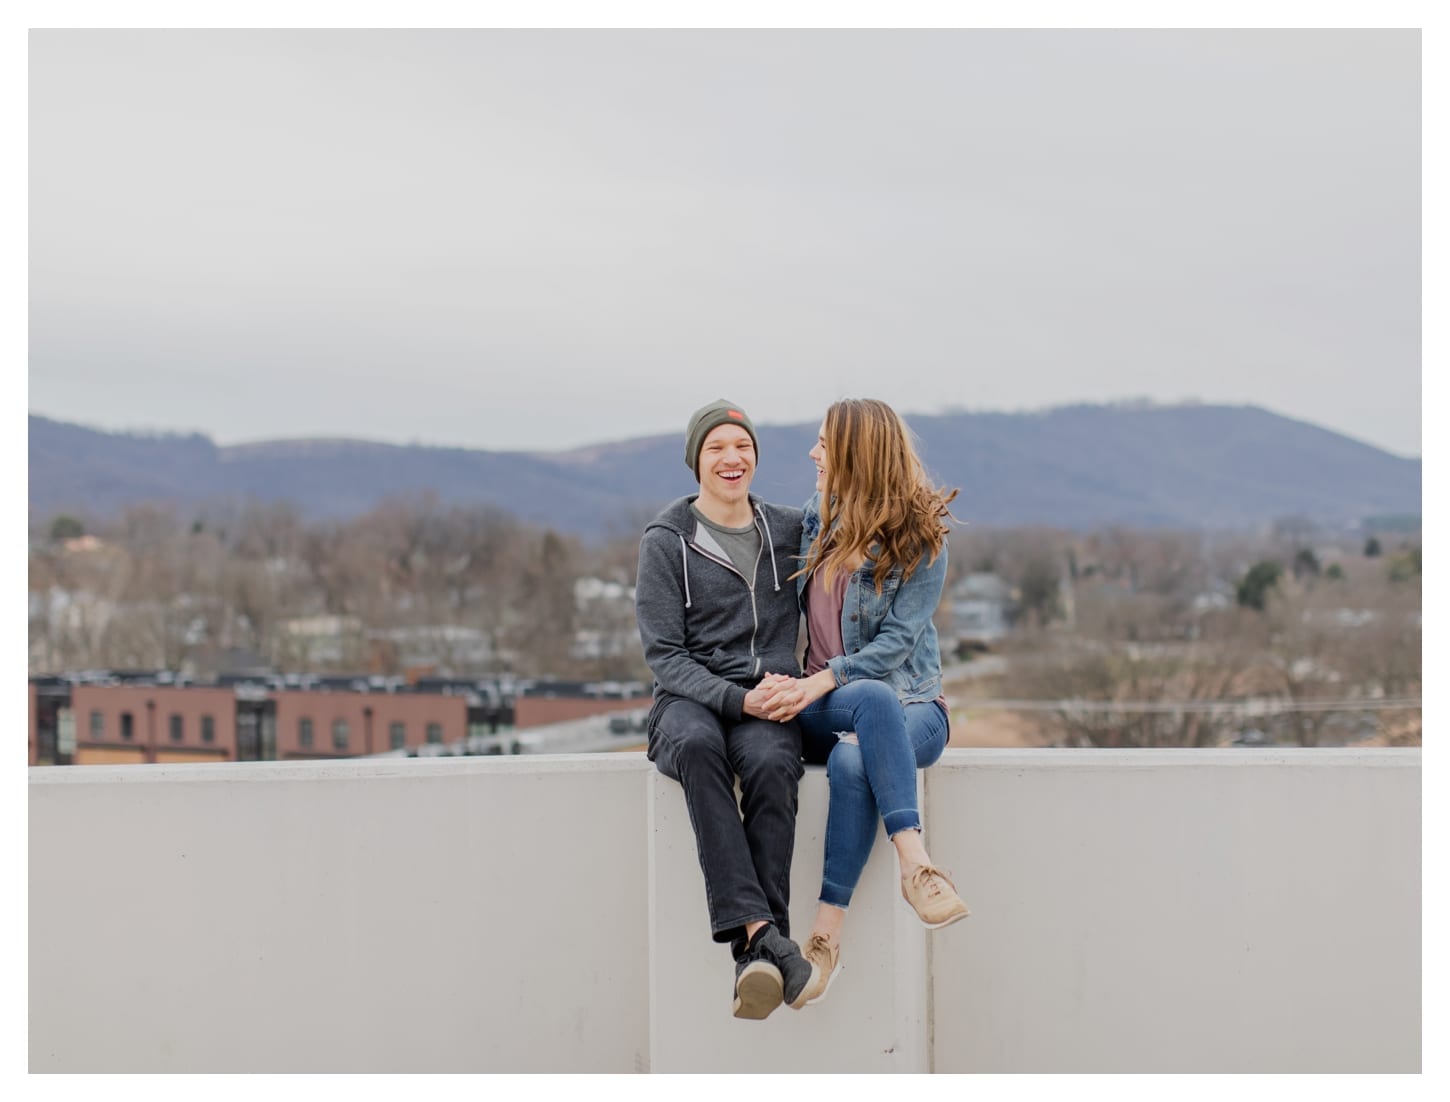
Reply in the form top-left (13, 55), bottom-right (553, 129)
top-left (742, 683), bottom-right (778, 720)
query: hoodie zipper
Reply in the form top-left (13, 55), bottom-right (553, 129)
top-left (686, 510), bottom-right (769, 680)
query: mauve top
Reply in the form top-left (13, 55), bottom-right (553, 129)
top-left (804, 566), bottom-right (849, 676)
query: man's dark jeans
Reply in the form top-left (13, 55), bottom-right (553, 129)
top-left (647, 692), bottom-right (804, 944)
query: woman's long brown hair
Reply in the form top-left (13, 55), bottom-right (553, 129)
top-left (795, 398), bottom-right (959, 593)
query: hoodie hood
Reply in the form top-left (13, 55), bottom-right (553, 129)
top-left (644, 494), bottom-right (794, 607)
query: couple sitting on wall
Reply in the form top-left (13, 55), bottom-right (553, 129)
top-left (635, 397), bottom-right (968, 1019)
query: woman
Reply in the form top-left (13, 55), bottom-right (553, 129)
top-left (757, 398), bottom-right (967, 1007)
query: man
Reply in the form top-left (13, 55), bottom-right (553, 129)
top-left (635, 399), bottom-right (816, 1020)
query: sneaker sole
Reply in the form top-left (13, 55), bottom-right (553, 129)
top-left (802, 960), bottom-right (841, 1006)
top-left (733, 961), bottom-right (784, 1020)
top-left (920, 905), bottom-right (971, 931)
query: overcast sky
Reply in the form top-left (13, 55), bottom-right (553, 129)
top-left (28, 28), bottom-right (1422, 456)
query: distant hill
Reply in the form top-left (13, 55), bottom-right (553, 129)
top-left (28, 404), bottom-right (1421, 538)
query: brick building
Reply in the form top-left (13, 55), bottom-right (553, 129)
top-left (270, 690), bottom-right (468, 759)
top-left (70, 684), bottom-right (239, 765)
top-left (28, 673), bottom-right (651, 766)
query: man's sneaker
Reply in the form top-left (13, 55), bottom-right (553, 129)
top-left (748, 923), bottom-right (818, 1010)
top-left (732, 939), bottom-right (784, 1020)
top-left (797, 933), bottom-right (841, 1006)
top-left (901, 864), bottom-right (971, 929)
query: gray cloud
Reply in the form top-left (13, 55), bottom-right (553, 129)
top-left (29, 29), bottom-right (1421, 456)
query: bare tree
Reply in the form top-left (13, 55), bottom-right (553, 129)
top-left (1003, 636), bottom-right (1252, 748)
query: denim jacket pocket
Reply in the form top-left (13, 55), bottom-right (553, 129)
top-left (857, 566), bottom-right (901, 615)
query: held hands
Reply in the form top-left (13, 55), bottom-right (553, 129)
top-left (752, 670), bottom-right (834, 723)
top-left (742, 673), bottom-right (803, 721)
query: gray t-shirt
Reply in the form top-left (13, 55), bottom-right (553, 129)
top-left (690, 504), bottom-right (762, 583)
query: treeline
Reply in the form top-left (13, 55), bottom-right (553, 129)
top-left (29, 497), bottom-right (648, 681)
top-left (949, 519), bottom-right (1422, 748)
top-left (30, 501), bottom-right (1423, 749)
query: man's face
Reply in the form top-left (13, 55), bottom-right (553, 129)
top-left (696, 423), bottom-right (756, 511)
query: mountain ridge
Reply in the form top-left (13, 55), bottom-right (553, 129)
top-left (28, 404), bottom-right (1421, 538)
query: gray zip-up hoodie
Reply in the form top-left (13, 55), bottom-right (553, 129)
top-left (635, 494), bottom-right (805, 721)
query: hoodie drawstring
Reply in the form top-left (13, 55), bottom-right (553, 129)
top-left (677, 508), bottom-right (775, 612)
top-left (679, 535), bottom-right (692, 609)
top-left (757, 507), bottom-right (781, 592)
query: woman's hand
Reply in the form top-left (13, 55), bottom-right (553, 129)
top-left (759, 670), bottom-right (835, 723)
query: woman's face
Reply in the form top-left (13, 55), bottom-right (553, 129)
top-left (808, 419), bottom-right (828, 493)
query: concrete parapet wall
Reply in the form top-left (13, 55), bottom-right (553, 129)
top-left (28, 748), bottom-right (1420, 1072)
top-left (29, 756), bottom-right (651, 1072)
top-left (648, 768), bottom-right (930, 1072)
top-left (924, 749), bottom-right (1421, 1072)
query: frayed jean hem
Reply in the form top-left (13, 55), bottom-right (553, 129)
top-left (882, 809), bottom-right (921, 838)
top-left (819, 881), bottom-right (855, 909)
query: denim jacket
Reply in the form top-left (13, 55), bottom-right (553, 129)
top-left (797, 491), bottom-right (947, 705)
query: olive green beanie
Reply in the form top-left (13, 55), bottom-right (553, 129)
top-left (684, 399), bottom-right (758, 480)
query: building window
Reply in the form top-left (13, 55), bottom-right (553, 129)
top-left (389, 722), bottom-right (406, 751)
top-left (426, 722), bottom-right (443, 745)
top-left (90, 710), bottom-right (104, 739)
top-left (169, 714), bottom-right (184, 742)
top-left (201, 715), bottom-right (215, 744)
top-left (332, 719), bottom-right (350, 752)
top-left (299, 717), bottom-right (314, 749)
top-left (120, 712), bottom-right (134, 740)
